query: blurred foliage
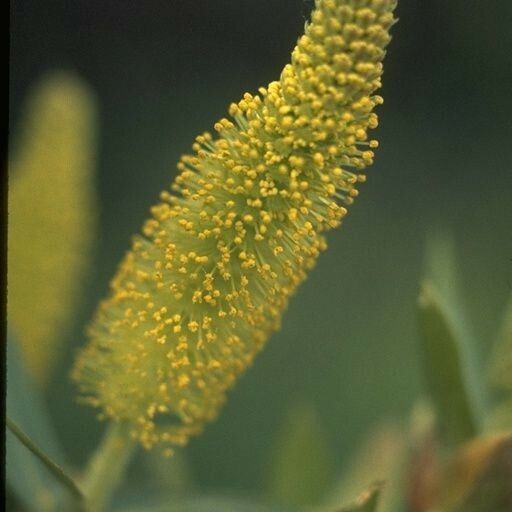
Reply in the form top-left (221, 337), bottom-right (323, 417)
top-left (404, 402), bottom-right (440, 512)
top-left (139, 446), bottom-right (196, 498)
top-left (6, 331), bottom-right (69, 512)
top-left (119, 495), bottom-right (291, 512)
top-left (487, 295), bottom-right (512, 431)
top-left (266, 403), bottom-right (334, 508)
top-left (8, 72), bottom-right (98, 385)
top-left (323, 421), bottom-right (406, 512)
top-left (7, 0), bottom-right (512, 511)
top-left (337, 483), bottom-right (383, 512)
top-left (488, 296), bottom-right (512, 391)
top-left (417, 281), bottom-right (477, 447)
top-left (440, 433), bottom-right (512, 512)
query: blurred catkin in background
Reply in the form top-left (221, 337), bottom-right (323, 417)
top-left (8, 73), bottom-right (98, 385)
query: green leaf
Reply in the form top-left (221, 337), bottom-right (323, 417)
top-left (424, 231), bottom-right (485, 423)
top-left (417, 281), bottom-right (478, 447)
top-left (337, 482), bottom-right (383, 512)
top-left (266, 402), bottom-right (334, 507)
top-left (424, 231), bottom-right (459, 310)
top-left (6, 331), bottom-right (68, 511)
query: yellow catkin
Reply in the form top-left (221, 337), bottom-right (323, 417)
top-left (8, 72), bottom-right (98, 385)
top-left (73, 0), bottom-right (397, 452)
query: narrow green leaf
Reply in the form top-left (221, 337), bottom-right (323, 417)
top-left (338, 482), bottom-right (383, 512)
top-left (417, 281), bottom-right (477, 447)
top-left (424, 231), bottom-right (485, 422)
top-left (6, 417), bottom-right (84, 503)
top-left (6, 331), bottom-right (67, 511)
top-left (425, 231), bottom-right (461, 310)
top-left (266, 402), bottom-right (334, 507)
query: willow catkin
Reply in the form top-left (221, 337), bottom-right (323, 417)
top-left (73, 0), bottom-right (397, 453)
top-left (9, 72), bottom-right (97, 385)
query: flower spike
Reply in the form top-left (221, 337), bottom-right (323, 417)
top-left (73, 0), bottom-right (397, 453)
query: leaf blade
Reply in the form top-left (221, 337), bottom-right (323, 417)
top-left (417, 281), bottom-right (478, 447)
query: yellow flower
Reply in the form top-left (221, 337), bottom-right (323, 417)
top-left (9, 72), bottom-right (98, 385)
top-left (73, 0), bottom-right (397, 452)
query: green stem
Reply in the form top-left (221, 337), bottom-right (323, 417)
top-left (81, 421), bottom-right (137, 512)
top-left (6, 417), bottom-right (85, 504)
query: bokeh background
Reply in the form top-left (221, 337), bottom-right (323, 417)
top-left (9, 0), bottom-right (512, 503)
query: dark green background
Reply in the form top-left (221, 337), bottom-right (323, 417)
top-left (9, 0), bottom-right (512, 499)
